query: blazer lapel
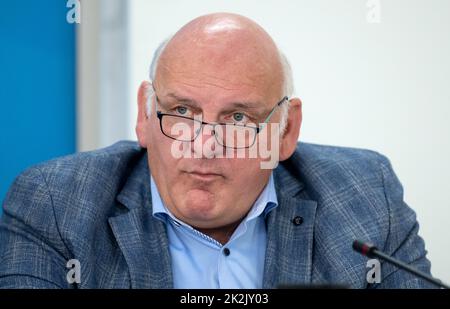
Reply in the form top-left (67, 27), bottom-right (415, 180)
top-left (263, 163), bottom-right (318, 288)
top-left (108, 153), bottom-right (172, 288)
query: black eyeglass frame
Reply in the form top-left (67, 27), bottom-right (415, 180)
top-left (154, 95), bottom-right (289, 149)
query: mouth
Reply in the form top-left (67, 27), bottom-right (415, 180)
top-left (184, 170), bottom-right (224, 182)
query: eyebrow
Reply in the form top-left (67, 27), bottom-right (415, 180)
top-left (164, 93), bottom-right (201, 109)
top-left (163, 92), bottom-right (267, 116)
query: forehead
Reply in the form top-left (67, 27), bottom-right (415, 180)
top-left (155, 35), bottom-right (284, 106)
top-left (155, 73), bottom-right (280, 112)
top-left (155, 63), bottom-right (283, 110)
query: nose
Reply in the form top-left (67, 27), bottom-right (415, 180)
top-left (192, 123), bottom-right (223, 159)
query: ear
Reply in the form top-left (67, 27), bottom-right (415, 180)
top-left (136, 81), bottom-right (152, 148)
top-left (279, 98), bottom-right (302, 161)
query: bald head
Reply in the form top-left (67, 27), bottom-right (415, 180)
top-left (157, 14), bottom-right (285, 95)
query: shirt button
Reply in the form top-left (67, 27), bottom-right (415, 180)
top-left (292, 216), bottom-right (304, 226)
top-left (223, 248), bottom-right (231, 256)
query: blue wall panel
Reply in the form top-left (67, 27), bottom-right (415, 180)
top-left (0, 1), bottom-right (76, 211)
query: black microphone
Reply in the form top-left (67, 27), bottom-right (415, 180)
top-left (352, 240), bottom-right (450, 289)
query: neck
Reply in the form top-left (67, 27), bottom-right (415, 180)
top-left (196, 220), bottom-right (243, 245)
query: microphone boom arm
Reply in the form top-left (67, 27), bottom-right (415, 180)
top-left (353, 240), bottom-right (449, 289)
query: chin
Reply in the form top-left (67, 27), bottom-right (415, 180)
top-left (181, 189), bottom-right (220, 221)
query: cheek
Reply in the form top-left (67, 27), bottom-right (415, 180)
top-left (228, 158), bottom-right (267, 183)
top-left (229, 165), bottom-right (271, 200)
top-left (147, 118), bottom-right (168, 148)
top-left (147, 119), bottom-right (158, 143)
top-left (147, 120), bottom-right (174, 164)
top-left (262, 122), bottom-right (281, 146)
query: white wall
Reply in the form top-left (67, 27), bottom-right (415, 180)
top-left (77, 0), bottom-right (130, 151)
top-left (84, 0), bottom-right (450, 282)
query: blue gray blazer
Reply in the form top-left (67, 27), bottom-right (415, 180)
top-left (0, 141), bottom-right (433, 288)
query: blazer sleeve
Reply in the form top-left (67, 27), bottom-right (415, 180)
top-left (0, 167), bottom-right (73, 289)
top-left (375, 157), bottom-right (435, 289)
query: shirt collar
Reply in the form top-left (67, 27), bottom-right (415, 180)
top-left (151, 173), bottom-right (278, 225)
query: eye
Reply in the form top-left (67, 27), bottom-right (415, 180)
top-left (232, 112), bottom-right (246, 122)
top-left (175, 106), bottom-right (188, 115)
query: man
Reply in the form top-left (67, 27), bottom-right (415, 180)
top-left (0, 13), bottom-right (433, 288)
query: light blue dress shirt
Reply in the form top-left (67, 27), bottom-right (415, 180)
top-left (151, 174), bottom-right (278, 289)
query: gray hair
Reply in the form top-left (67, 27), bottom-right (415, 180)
top-left (146, 36), bottom-right (294, 134)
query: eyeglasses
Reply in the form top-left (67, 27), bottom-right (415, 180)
top-left (154, 95), bottom-right (288, 149)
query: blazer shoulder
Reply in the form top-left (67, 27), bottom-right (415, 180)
top-left (283, 142), bottom-right (395, 207)
top-left (290, 142), bottom-right (392, 188)
top-left (30, 140), bottom-right (143, 178)
top-left (5, 140), bottom-right (146, 227)
top-left (295, 142), bottom-right (390, 168)
top-left (277, 142), bottom-right (393, 198)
